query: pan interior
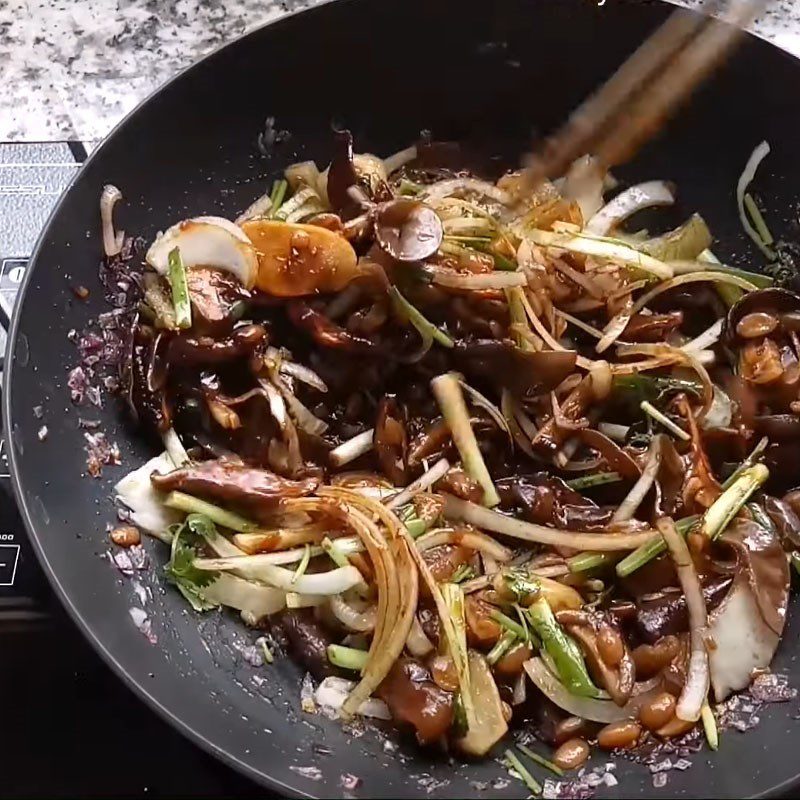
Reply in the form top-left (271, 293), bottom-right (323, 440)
top-left (6, 0), bottom-right (800, 796)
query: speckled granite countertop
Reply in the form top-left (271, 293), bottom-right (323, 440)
top-left (1, 0), bottom-right (799, 143)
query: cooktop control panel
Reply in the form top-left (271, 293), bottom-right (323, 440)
top-left (0, 142), bottom-right (84, 607)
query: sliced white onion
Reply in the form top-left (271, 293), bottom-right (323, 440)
top-left (708, 577), bottom-right (780, 702)
top-left (524, 658), bottom-right (659, 723)
top-left (162, 428), bottom-right (191, 468)
top-left (611, 436), bottom-right (662, 523)
top-left (235, 190), bottom-right (273, 224)
top-left (630, 272), bottom-right (759, 316)
top-left (513, 282), bottom-right (594, 370)
top-left (551, 258), bottom-right (604, 299)
top-left (275, 186), bottom-right (320, 222)
top-left (586, 181), bottom-right (675, 236)
top-left (351, 485), bottom-right (396, 500)
top-left (458, 379), bottom-right (512, 443)
top-left (233, 543), bottom-right (323, 565)
top-left (559, 155), bottom-right (605, 220)
top-left (286, 592), bottom-right (328, 608)
top-left (353, 153), bottom-right (388, 187)
top-left (315, 489), bottom-right (418, 718)
top-left (329, 429), bottom-right (375, 468)
top-left (146, 216), bottom-right (258, 289)
top-left (701, 385), bottom-right (733, 431)
top-left (737, 141), bottom-right (775, 259)
top-left (384, 457), bottom-right (450, 511)
top-left (314, 676), bottom-right (391, 720)
top-left (512, 671), bottom-right (527, 706)
top-left (443, 216), bottom-right (495, 236)
top-left (100, 184), bottom-right (124, 257)
top-left (501, 390), bottom-right (540, 461)
top-left (681, 319), bottom-right (723, 353)
top-left (193, 557), bottom-right (363, 596)
top-left (430, 269), bottom-right (526, 290)
top-left (285, 160), bottom-right (322, 192)
top-left (443, 495), bottom-right (654, 551)
top-left (261, 380), bottom-right (288, 429)
top-left (555, 308), bottom-right (605, 340)
top-left (278, 361), bottom-right (328, 393)
top-left (114, 452), bottom-right (181, 542)
top-left (406, 615), bottom-right (435, 658)
top-left (523, 229), bottom-right (673, 281)
top-left (419, 177), bottom-right (511, 206)
top-left (596, 298), bottom-right (633, 354)
top-left (203, 573), bottom-right (286, 621)
top-left (657, 517), bottom-right (708, 722)
top-left (383, 144), bottom-right (418, 175)
top-left (263, 375), bottom-right (328, 436)
top-left (329, 594), bottom-right (377, 632)
top-left (694, 349), bottom-right (716, 366)
top-left (598, 422), bottom-right (629, 442)
top-left (416, 528), bottom-right (513, 562)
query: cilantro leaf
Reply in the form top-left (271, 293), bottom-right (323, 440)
top-left (164, 516), bottom-right (219, 613)
top-left (185, 513), bottom-right (220, 541)
top-left (612, 373), bottom-right (701, 411)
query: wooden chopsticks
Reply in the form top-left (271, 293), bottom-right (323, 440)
top-left (523, 0), bottom-right (768, 183)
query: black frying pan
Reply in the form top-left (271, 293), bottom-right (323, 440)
top-left (6, 0), bottom-right (800, 796)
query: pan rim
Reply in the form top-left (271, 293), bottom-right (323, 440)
top-left (4, 0), bottom-right (800, 797)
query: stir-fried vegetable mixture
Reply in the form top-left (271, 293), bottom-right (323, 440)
top-left (108, 132), bottom-right (799, 772)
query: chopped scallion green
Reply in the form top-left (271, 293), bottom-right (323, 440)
top-left (268, 179), bottom-right (288, 218)
top-left (640, 400), bottom-right (690, 441)
top-left (431, 372), bottom-right (500, 507)
top-left (526, 597), bottom-right (598, 698)
top-left (486, 629), bottom-right (517, 666)
top-left (517, 743), bottom-right (564, 777)
top-left (327, 644), bottom-right (368, 672)
top-left (504, 749), bottom-right (543, 796)
top-left (291, 543), bottom-right (312, 584)
top-left (167, 247), bottom-right (192, 329)
top-left (398, 179), bottom-right (423, 196)
top-left (615, 515), bottom-right (699, 577)
top-left (744, 192), bottom-right (774, 246)
top-left (701, 702), bottom-right (719, 750)
top-left (260, 638), bottom-right (274, 665)
top-left (163, 491), bottom-right (256, 533)
top-left (398, 505), bottom-right (429, 538)
top-left (321, 536), bottom-right (350, 568)
top-left (701, 465), bottom-right (769, 540)
top-left (721, 436), bottom-right (768, 490)
top-left (567, 551), bottom-right (619, 573)
top-left (491, 609), bottom-right (528, 640)
top-left (452, 563), bottom-right (476, 584)
top-left (389, 286), bottom-right (454, 348)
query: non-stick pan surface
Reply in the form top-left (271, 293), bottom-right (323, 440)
top-left (6, 0), bottom-right (800, 796)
